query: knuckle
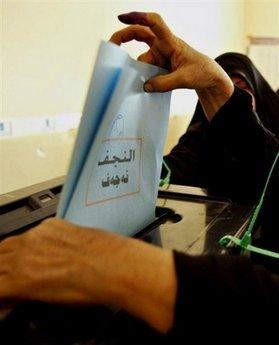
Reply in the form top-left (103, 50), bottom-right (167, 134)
top-left (110, 32), bottom-right (118, 40)
top-left (150, 12), bottom-right (161, 21)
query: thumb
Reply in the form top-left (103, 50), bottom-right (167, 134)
top-left (144, 71), bottom-right (183, 92)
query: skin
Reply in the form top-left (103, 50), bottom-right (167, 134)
top-left (111, 12), bottom-right (234, 121)
top-left (230, 74), bottom-right (256, 110)
top-left (0, 218), bottom-right (176, 333)
top-left (0, 12), bottom-right (235, 333)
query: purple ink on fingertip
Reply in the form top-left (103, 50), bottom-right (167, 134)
top-left (118, 12), bottom-right (147, 25)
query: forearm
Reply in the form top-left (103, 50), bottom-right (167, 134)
top-left (0, 218), bottom-right (177, 335)
top-left (93, 236), bottom-right (177, 333)
top-left (196, 63), bottom-right (234, 121)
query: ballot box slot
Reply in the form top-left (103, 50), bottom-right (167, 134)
top-left (158, 189), bottom-right (231, 204)
top-left (135, 206), bottom-right (176, 239)
top-left (0, 183), bottom-right (256, 345)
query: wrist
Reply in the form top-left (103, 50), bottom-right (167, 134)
top-left (111, 239), bottom-right (177, 333)
top-left (197, 68), bottom-right (234, 121)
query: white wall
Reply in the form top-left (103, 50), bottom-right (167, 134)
top-left (0, 0), bottom-right (259, 194)
top-left (244, 1), bottom-right (279, 90)
top-left (245, 0), bottom-right (279, 38)
top-left (2, 0), bottom-right (279, 195)
top-left (2, 0), bottom-right (246, 120)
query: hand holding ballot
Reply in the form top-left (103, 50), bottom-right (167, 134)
top-left (57, 29), bottom-right (171, 236)
top-left (0, 12), bottom-right (277, 341)
top-left (111, 12), bottom-right (234, 120)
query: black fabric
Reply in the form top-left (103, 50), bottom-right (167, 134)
top-left (251, 154), bottom-right (279, 273)
top-left (165, 85), bottom-right (279, 341)
top-left (203, 87), bottom-right (278, 199)
top-left (165, 87), bottom-right (279, 271)
top-left (216, 52), bottom-right (279, 137)
top-left (188, 52), bottom-right (279, 136)
top-left (164, 87), bottom-right (279, 200)
top-left (162, 121), bottom-right (207, 187)
top-left (164, 52), bottom-right (279, 201)
top-left (206, 89), bottom-right (279, 271)
top-left (169, 251), bottom-right (279, 342)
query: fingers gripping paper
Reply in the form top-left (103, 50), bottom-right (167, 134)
top-left (57, 41), bottom-right (171, 236)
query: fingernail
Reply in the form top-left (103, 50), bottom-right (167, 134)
top-left (118, 12), bottom-right (147, 25)
top-left (144, 82), bottom-right (153, 92)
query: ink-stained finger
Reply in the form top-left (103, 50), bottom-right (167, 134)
top-left (118, 12), bottom-right (172, 41)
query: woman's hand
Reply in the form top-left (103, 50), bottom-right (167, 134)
top-left (110, 12), bottom-right (234, 120)
top-left (0, 217), bottom-right (176, 333)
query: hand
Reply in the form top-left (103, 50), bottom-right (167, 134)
top-left (0, 218), bottom-right (176, 333)
top-left (110, 12), bottom-right (234, 120)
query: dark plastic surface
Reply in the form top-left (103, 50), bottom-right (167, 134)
top-left (0, 181), bottom-right (254, 344)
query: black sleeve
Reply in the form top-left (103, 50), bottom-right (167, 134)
top-left (163, 121), bottom-right (207, 187)
top-left (164, 87), bottom-right (279, 200)
top-left (168, 250), bottom-right (279, 342)
top-left (204, 87), bottom-right (278, 199)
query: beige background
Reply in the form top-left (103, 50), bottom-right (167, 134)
top-left (1, 0), bottom-right (279, 194)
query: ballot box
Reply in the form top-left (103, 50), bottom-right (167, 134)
top-left (0, 179), bottom-right (254, 345)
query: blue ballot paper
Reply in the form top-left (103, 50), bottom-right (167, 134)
top-left (57, 41), bottom-right (171, 236)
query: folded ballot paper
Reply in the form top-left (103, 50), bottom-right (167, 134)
top-left (57, 41), bottom-right (171, 236)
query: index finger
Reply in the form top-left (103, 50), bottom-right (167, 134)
top-left (118, 12), bottom-right (173, 41)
